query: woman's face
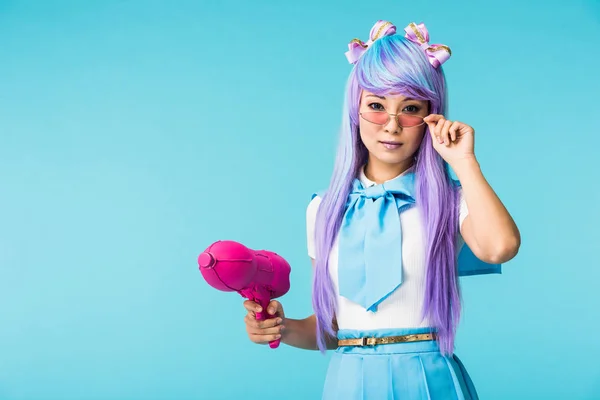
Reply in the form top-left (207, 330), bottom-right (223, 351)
top-left (358, 90), bottom-right (429, 170)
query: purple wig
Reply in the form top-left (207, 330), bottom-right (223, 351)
top-left (312, 33), bottom-right (461, 355)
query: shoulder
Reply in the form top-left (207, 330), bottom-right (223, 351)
top-left (456, 186), bottom-right (468, 222)
top-left (306, 193), bottom-right (324, 259)
top-left (456, 186), bottom-right (465, 204)
top-left (306, 193), bottom-right (323, 220)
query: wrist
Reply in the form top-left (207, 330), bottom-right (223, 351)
top-left (450, 156), bottom-right (480, 180)
top-left (280, 317), bottom-right (296, 344)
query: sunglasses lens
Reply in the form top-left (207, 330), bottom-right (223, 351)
top-left (397, 115), bottom-right (424, 127)
top-left (361, 112), bottom-right (389, 125)
top-left (362, 112), bottom-right (424, 127)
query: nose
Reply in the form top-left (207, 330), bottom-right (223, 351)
top-left (384, 114), bottom-right (400, 133)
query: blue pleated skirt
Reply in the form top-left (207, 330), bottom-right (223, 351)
top-left (322, 327), bottom-right (478, 400)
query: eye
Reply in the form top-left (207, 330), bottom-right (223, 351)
top-left (402, 105), bottom-right (420, 113)
top-left (368, 102), bottom-right (385, 111)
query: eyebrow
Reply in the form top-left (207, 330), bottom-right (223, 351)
top-left (365, 94), bottom-right (419, 102)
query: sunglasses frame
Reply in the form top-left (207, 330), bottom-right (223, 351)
top-left (359, 111), bottom-right (426, 128)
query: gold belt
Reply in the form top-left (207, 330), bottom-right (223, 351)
top-left (337, 333), bottom-right (436, 347)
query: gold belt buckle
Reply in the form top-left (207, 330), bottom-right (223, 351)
top-left (361, 337), bottom-right (374, 346)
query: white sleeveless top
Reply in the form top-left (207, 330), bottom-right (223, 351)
top-left (306, 167), bottom-right (469, 330)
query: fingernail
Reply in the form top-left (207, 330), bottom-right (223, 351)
top-left (256, 307), bottom-right (262, 312)
top-left (268, 308), bottom-right (275, 315)
top-left (276, 318), bottom-right (283, 324)
top-left (276, 334), bottom-right (281, 339)
top-left (280, 325), bottom-right (285, 332)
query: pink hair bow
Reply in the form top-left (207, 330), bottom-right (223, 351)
top-left (403, 22), bottom-right (451, 68)
top-left (345, 20), bottom-right (397, 64)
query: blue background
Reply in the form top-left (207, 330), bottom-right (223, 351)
top-left (1, 1), bottom-right (598, 399)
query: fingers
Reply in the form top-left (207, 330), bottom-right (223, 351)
top-left (425, 114), bottom-right (457, 147)
top-left (449, 121), bottom-right (469, 143)
top-left (423, 114), bottom-right (443, 124)
top-left (449, 121), bottom-right (458, 142)
top-left (245, 317), bottom-right (285, 336)
top-left (434, 117), bottom-right (444, 144)
top-left (243, 299), bottom-right (286, 345)
top-left (423, 114), bottom-right (443, 143)
top-left (244, 300), bottom-right (284, 317)
top-left (244, 312), bottom-right (283, 329)
top-left (244, 314), bottom-right (285, 345)
top-left (243, 300), bottom-right (261, 319)
top-left (424, 114), bottom-right (444, 145)
top-left (441, 119), bottom-right (452, 146)
top-left (248, 331), bottom-right (283, 345)
top-left (267, 300), bottom-right (284, 318)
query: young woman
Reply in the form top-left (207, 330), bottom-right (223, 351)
top-left (243, 19), bottom-right (520, 399)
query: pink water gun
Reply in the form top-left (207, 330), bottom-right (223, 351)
top-left (198, 240), bottom-right (291, 348)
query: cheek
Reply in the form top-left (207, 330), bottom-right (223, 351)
top-left (405, 127), bottom-right (427, 147)
top-left (358, 122), bottom-right (378, 143)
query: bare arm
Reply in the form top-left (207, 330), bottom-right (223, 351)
top-left (281, 314), bottom-right (338, 350)
top-left (423, 114), bottom-right (521, 265)
top-left (455, 157), bottom-right (521, 264)
top-left (282, 258), bottom-right (338, 350)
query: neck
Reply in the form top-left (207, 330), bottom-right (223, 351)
top-left (364, 157), bottom-right (414, 184)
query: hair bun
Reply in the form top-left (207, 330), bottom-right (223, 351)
top-left (369, 20), bottom-right (396, 42)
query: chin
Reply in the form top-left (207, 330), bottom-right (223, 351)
top-left (374, 152), bottom-right (413, 166)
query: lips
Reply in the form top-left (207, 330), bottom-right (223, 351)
top-left (380, 141), bottom-right (402, 150)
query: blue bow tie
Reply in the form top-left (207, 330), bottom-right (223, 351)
top-left (338, 171), bottom-right (416, 312)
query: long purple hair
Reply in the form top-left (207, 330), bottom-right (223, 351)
top-left (312, 33), bottom-right (461, 355)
